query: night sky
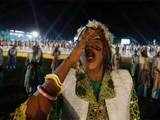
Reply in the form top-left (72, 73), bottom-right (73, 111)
top-left (0, 0), bottom-right (160, 43)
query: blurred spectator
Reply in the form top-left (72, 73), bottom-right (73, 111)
top-left (7, 45), bottom-right (17, 70)
top-left (24, 45), bottom-right (43, 96)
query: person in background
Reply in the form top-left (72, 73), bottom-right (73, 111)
top-left (138, 47), bottom-right (151, 97)
top-left (122, 44), bottom-right (126, 55)
top-left (131, 50), bottom-right (139, 84)
top-left (0, 46), bottom-right (3, 83)
top-left (51, 45), bottom-right (61, 73)
top-left (112, 45), bottom-right (121, 70)
top-left (151, 50), bottom-right (160, 99)
top-left (7, 45), bottom-right (17, 70)
top-left (24, 45), bottom-right (43, 96)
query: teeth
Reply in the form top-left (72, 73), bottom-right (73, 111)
top-left (85, 49), bottom-right (95, 61)
top-left (88, 56), bottom-right (93, 60)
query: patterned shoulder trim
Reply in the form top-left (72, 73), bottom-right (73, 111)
top-left (13, 100), bottom-right (28, 120)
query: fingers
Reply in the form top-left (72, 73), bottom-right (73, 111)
top-left (83, 29), bottom-right (97, 40)
top-left (76, 36), bottom-right (87, 49)
top-left (80, 29), bottom-right (98, 45)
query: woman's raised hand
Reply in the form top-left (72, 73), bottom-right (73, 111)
top-left (67, 30), bottom-right (88, 65)
top-left (68, 27), bottom-right (97, 65)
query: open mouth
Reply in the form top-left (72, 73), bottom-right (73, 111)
top-left (85, 48), bottom-right (96, 63)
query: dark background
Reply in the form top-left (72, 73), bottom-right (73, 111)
top-left (0, 0), bottom-right (160, 43)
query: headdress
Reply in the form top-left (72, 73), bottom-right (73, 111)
top-left (75, 20), bottom-right (113, 70)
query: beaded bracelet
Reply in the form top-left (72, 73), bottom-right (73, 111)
top-left (37, 85), bottom-right (57, 101)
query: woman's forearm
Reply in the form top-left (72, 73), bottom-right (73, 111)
top-left (55, 57), bottom-right (72, 83)
top-left (41, 33), bottom-right (86, 99)
top-left (55, 46), bottom-right (84, 83)
top-left (42, 46), bottom-right (84, 97)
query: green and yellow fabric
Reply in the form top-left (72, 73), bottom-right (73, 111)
top-left (75, 71), bottom-right (140, 120)
top-left (61, 69), bottom-right (140, 120)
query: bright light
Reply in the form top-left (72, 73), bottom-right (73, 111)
top-left (17, 34), bottom-right (22, 37)
top-left (31, 31), bottom-right (39, 38)
top-left (74, 36), bottom-right (78, 42)
top-left (69, 40), bottom-right (72, 44)
top-left (121, 38), bottom-right (130, 45)
top-left (15, 30), bottom-right (24, 34)
top-left (26, 34), bottom-right (32, 39)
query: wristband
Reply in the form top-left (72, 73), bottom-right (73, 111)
top-left (37, 85), bottom-right (57, 101)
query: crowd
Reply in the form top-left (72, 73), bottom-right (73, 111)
top-left (0, 37), bottom-right (159, 99)
top-left (0, 39), bottom-right (159, 57)
top-left (0, 41), bottom-right (65, 95)
top-left (0, 40), bottom-right (74, 55)
top-left (117, 44), bottom-right (160, 57)
top-left (113, 45), bottom-right (160, 100)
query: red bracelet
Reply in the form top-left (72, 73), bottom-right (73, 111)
top-left (37, 85), bottom-right (57, 101)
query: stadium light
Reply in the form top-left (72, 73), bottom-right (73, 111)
top-left (26, 34), bottom-right (32, 39)
top-left (69, 40), bottom-right (72, 44)
top-left (121, 38), bottom-right (130, 45)
top-left (31, 31), bottom-right (39, 38)
top-left (74, 36), bottom-right (78, 42)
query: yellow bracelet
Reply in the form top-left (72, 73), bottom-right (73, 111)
top-left (45, 73), bottom-right (62, 89)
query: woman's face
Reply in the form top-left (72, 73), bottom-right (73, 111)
top-left (141, 48), bottom-right (147, 57)
top-left (83, 28), bottom-right (105, 70)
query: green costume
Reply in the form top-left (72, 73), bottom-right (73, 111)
top-left (51, 70), bottom-right (140, 120)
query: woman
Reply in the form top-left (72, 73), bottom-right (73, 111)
top-left (14, 20), bottom-right (140, 120)
top-left (151, 50), bottom-right (160, 99)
